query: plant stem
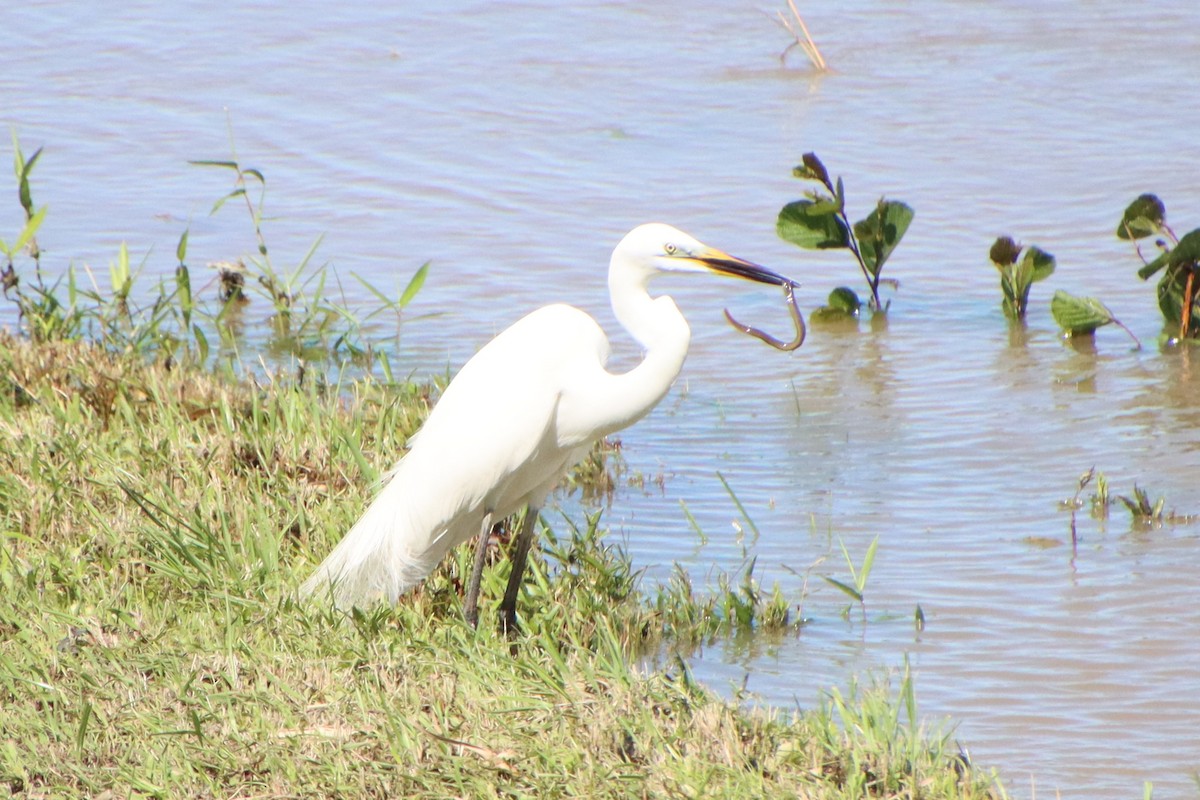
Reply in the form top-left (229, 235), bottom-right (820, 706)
top-left (1180, 270), bottom-right (1195, 340)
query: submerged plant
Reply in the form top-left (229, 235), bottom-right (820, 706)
top-left (1118, 193), bottom-right (1200, 341)
top-left (777, 152), bottom-right (913, 312)
top-left (988, 236), bottom-right (1055, 320)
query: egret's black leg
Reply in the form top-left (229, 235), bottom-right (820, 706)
top-left (499, 507), bottom-right (539, 635)
top-left (463, 510), bottom-right (494, 627)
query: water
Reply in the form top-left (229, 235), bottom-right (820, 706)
top-left (5, 2), bottom-right (1200, 795)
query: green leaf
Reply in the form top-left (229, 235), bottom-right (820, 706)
top-left (827, 286), bottom-right (861, 314)
top-left (1154, 260), bottom-right (1200, 334)
top-left (857, 535), bottom-right (879, 593)
top-left (1117, 193), bottom-right (1166, 240)
top-left (821, 575), bottom-right (862, 603)
top-left (176, 229), bottom-right (189, 264)
top-left (175, 264), bottom-right (193, 322)
top-left (17, 146), bottom-right (43, 216)
top-left (1050, 290), bottom-right (1114, 335)
top-left (777, 199), bottom-right (850, 250)
top-left (398, 261), bottom-right (431, 308)
top-left (110, 242), bottom-right (131, 297)
top-left (852, 199), bottom-right (914, 277)
top-left (188, 159), bottom-right (240, 170)
top-left (10, 129), bottom-right (23, 178)
top-left (14, 205), bottom-right (47, 252)
top-left (192, 323), bottom-right (209, 364)
top-left (20, 146), bottom-right (42, 181)
top-left (1022, 246), bottom-right (1056, 283)
top-left (210, 188), bottom-right (247, 215)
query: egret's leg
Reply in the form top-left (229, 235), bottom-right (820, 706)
top-left (463, 510), bottom-right (494, 628)
top-left (499, 506), bottom-right (540, 634)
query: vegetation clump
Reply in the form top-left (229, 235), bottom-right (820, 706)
top-left (987, 236), bottom-right (1055, 321)
top-left (1119, 193), bottom-right (1200, 342)
top-left (777, 152), bottom-right (913, 314)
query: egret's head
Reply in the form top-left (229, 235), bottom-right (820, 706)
top-left (613, 223), bottom-right (794, 287)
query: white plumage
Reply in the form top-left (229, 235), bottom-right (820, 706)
top-left (300, 223), bottom-right (794, 624)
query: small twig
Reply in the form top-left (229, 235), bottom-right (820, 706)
top-left (419, 726), bottom-right (518, 774)
top-left (1111, 316), bottom-right (1143, 350)
top-left (786, 0), bottom-right (827, 69)
top-left (773, 1), bottom-right (828, 70)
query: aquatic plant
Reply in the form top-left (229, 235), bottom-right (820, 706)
top-left (987, 236), bottom-right (1055, 320)
top-left (777, 152), bottom-right (913, 312)
top-left (1114, 485), bottom-right (1196, 529)
top-left (1118, 193), bottom-right (1200, 341)
top-left (1050, 290), bottom-right (1141, 348)
top-left (0, 132), bottom-right (427, 377)
top-left (821, 535), bottom-right (879, 625)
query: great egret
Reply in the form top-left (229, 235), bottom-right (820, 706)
top-left (300, 223), bottom-right (803, 629)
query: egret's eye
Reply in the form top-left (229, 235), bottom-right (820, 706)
top-left (664, 243), bottom-right (678, 255)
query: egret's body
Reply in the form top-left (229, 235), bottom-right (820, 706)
top-left (301, 223), bottom-right (793, 624)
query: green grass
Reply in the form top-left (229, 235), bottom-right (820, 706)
top-left (0, 333), bottom-right (1006, 798)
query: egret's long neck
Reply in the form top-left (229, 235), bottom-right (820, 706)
top-left (598, 256), bottom-right (691, 433)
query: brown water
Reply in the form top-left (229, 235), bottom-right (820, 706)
top-left (5, 2), bottom-right (1200, 796)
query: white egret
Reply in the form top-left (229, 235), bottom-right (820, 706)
top-left (300, 223), bottom-right (803, 629)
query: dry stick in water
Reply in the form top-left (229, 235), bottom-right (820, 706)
top-left (777, 0), bottom-right (828, 71)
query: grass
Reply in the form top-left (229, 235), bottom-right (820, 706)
top-left (0, 135), bottom-right (1004, 797)
top-left (0, 332), bottom-right (1006, 799)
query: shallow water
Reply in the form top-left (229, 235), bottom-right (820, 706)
top-left (5, 2), bottom-right (1200, 796)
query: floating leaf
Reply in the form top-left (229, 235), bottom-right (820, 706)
top-left (852, 199), bottom-right (914, 277)
top-left (777, 199), bottom-right (850, 250)
top-left (1051, 290), bottom-right (1113, 335)
top-left (1117, 193), bottom-right (1166, 240)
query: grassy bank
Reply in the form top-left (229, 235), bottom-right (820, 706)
top-left (0, 332), bottom-right (1005, 798)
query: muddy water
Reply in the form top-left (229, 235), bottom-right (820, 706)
top-left (5, 2), bottom-right (1200, 796)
